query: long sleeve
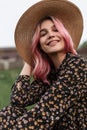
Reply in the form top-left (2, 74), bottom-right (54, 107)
top-left (10, 75), bottom-right (50, 107)
top-left (0, 53), bottom-right (86, 130)
top-left (9, 54), bottom-right (86, 130)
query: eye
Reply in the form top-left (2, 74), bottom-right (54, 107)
top-left (40, 30), bottom-right (47, 37)
top-left (53, 27), bottom-right (58, 32)
top-left (52, 25), bottom-right (58, 32)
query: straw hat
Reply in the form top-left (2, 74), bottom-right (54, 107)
top-left (14, 0), bottom-right (83, 65)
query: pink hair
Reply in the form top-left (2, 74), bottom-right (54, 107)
top-left (32, 16), bottom-right (77, 83)
top-left (51, 16), bottom-right (77, 54)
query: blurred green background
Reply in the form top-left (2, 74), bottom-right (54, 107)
top-left (0, 68), bottom-right (21, 109)
top-left (0, 41), bottom-right (87, 110)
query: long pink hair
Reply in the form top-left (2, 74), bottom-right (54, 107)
top-left (31, 16), bottom-right (77, 83)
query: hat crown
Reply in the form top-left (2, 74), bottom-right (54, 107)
top-left (15, 0), bottom-right (83, 65)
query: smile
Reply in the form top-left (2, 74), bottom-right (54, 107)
top-left (47, 40), bottom-right (60, 46)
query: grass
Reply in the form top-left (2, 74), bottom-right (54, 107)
top-left (0, 68), bottom-right (35, 110)
top-left (0, 68), bottom-right (21, 109)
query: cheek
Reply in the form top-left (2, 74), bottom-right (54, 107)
top-left (62, 41), bottom-right (65, 47)
top-left (39, 38), bottom-right (42, 45)
top-left (39, 41), bottom-right (46, 52)
top-left (61, 38), bottom-right (65, 46)
top-left (40, 43), bottom-right (45, 51)
top-left (39, 38), bottom-right (45, 47)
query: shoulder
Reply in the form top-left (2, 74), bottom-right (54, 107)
top-left (64, 53), bottom-right (87, 78)
top-left (65, 53), bottom-right (87, 83)
top-left (67, 53), bottom-right (87, 68)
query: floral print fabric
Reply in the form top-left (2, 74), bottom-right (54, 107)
top-left (0, 53), bottom-right (87, 130)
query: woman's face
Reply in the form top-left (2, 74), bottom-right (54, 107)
top-left (39, 19), bottom-right (65, 55)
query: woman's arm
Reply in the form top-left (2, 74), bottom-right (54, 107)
top-left (20, 62), bottom-right (31, 76)
top-left (8, 55), bottom-right (87, 130)
top-left (10, 56), bottom-right (86, 129)
top-left (10, 62), bottom-right (50, 107)
top-left (12, 80), bottom-right (86, 129)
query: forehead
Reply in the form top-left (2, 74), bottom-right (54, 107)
top-left (40, 19), bottom-right (54, 29)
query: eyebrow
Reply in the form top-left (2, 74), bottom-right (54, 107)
top-left (40, 24), bottom-right (56, 33)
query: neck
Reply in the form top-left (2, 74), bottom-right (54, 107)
top-left (49, 52), bottom-right (66, 69)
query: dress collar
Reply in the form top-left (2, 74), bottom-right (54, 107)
top-left (50, 52), bottom-right (71, 75)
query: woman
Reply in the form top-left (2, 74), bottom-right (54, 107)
top-left (0, 0), bottom-right (87, 129)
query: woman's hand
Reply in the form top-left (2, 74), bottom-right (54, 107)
top-left (20, 62), bottom-right (31, 76)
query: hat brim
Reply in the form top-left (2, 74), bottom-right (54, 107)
top-left (15, 0), bottom-right (83, 65)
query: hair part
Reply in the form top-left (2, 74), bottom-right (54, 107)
top-left (31, 16), bottom-right (77, 83)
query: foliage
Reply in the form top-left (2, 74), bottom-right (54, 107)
top-left (0, 68), bottom-right (21, 109)
top-left (79, 41), bottom-right (87, 49)
top-left (0, 68), bottom-right (35, 110)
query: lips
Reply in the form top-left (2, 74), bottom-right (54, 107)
top-left (47, 39), bottom-right (60, 46)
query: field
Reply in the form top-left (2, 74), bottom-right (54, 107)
top-left (0, 68), bottom-right (21, 109)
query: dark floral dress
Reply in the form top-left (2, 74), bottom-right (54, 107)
top-left (0, 53), bottom-right (87, 130)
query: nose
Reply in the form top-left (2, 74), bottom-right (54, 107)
top-left (48, 31), bottom-right (55, 39)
